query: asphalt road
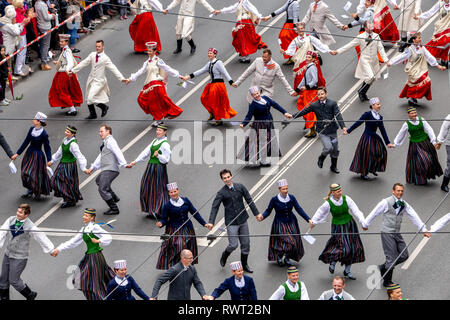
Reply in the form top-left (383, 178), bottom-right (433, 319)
top-left (0, 0), bottom-right (449, 300)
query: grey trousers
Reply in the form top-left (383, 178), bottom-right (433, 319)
top-left (381, 232), bottom-right (409, 270)
top-left (95, 170), bottom-right (119, 201)
top-left (0, 254), bottom-right (28, 292)
top-left (445, 145), bottom-right (450, 178)
top-left (319, 133), bottom-right (339, 158)
top-left (225, 221), bottom-right (250, 255)
top-left (38, 29), bottom-right (51, 64)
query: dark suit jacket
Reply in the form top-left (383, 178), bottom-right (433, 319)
top-left (0, 132), bottom-right (13, 158)
top-left (293, 99), bottom-right (345, 135)
top-left (209, 182), bottom-right (259, 226)
top-left (212, 275), bottom-right (257, 300)
top-left (151, 262), bottom-right (206, 300)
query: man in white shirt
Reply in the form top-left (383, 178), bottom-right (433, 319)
top-left (363, 183), bottom-right (430, 287)
top-left (269, 266), bottom-right (309, 300)
top-left (318, 276), bottom-right (355, 300)
top-left (86, 124), bottom-right (127, 215)
top-left (435, 114), bottom-right (450, 192)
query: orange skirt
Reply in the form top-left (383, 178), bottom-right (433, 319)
top-left (129, 12), bottom-right (162, 52)
top-left (232, 19), bottom-right (267, 56)
top-left (201, 82), bottom-right (237, 120)
top-left (279, 22), bottom-right (297, 59)
top-left (296, 89), bottom-right (317, 129)
top-left (48, 72), bottom-right (83, 108)
top-left (426, 28), bottom-right (450, 61)
top-left (399, 72), bottom-right (432, 100)
top-left (137, 80), bottom-right (183, 120)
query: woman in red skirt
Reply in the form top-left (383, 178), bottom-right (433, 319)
top-left (48, 34), bottom-right (83, 116)
top-left (128, 0), bottom-right (162, 53)
top-left (387, 33), bottom-right (446, 106)
top-left (181, 48), bottom-right (237, 126)
top-left (416, 0), bottom-right (450, 68)
top-left (213, 0), bottom-right (267, 63)
top-left (127, 42), bottom-right (185, 127)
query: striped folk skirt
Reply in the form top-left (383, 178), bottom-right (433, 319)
top-left (268, 216), bottom-right (304, 262)
top-left (140, 163), bottom-right (169, 218)
top-left (76, 251), bottom-right (115, 300)
top-left (20, 149), bottom-right (51, 197)
top-left (319, 218), bottom-right (365, 266)
top-left (237, 121), bottom-right (281, 163)
top-left (406, 139), bottom-right (443, 185)
top-left (51, 162), bottom-right (83, 203)
top-left (349, 132), bottom-right (387, 176)
top-left (156, 223), bottom-right (198, 270)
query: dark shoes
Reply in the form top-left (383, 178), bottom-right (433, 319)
top-left (97, 104), bottom-right (109, 117)
top-left (329, 264), bottom-right (335, 274)
top-left (241, 253), bottom-right (253, 273)
top-left (187, 39), bottom-right (196, 54)
top-left (66, 110), bottom-right (77, 116)
top-left (317, 154), bottom-right (326, 168)
top-left (220, 250), bottom-right (231, 267)
top-left (343, 271), bottom-right (356, 280)
top-left (19, 285), bottom-right (37, 300)
top-left (85, 104), bottom-right (97, 119)
top-left (104, 198), bottom-right (119, 215)
top-left (61, 201), bottom-right (76, 209)
top-left (441, 176), bottom-right (449, 192)
top-left (330, 157), bottom-right (340, 174)
top-left (173, 39), bottom-right (183, 54)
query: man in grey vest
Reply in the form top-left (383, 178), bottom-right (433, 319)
top-left (150, 249), bottom-right (208, 300)
top-left (208, 169), bottom-right (260, 273)
top-left (0, 204), bottom-right (55, 300)
top-left (363, 183), bottom-right (431, 287)
top-left (318, 276), bottom-right (355, 300)
top-left (86, 124), bottom-right (127, 215)
top-left (434, 114), bottom-right (450, 192)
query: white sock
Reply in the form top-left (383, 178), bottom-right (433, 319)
top-left (69, 106), bottom-right (76, 112)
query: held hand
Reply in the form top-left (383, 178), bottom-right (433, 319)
top-left (437, 65), bottom-right (447, 71)
top-left (330, 50), bottom-right (338, 55)
top-left (341, 25), bottom-right (348, 31)
top-left (342, 127), bottom-right (348, 135)
top-left (125, 79), bottom-right (131, 84)
top-left (163, 9), bottom-right (168, 15)
top-left (413, 14), bottom-right (419, 20)
top-left (180, 75), bottom-right (189, 81)
top-left (386, 62), bottom-right (391, 67)
top-left (351, 13), bottom-right (358, 19)
top-left (213, 10), bottom-right (221, 15)
top-left (202, 295), bottom-right (212, 300)
top-left (290, 91), bottom-right (298, 96)
top-left (121, 79), bottom-right (128, 83)
top-left (424, 232), bottom-right (431, 238)
top-left (67, 71), bottom-right (73, 76)
top-left (393, 5), bottom-right (400, 10)
top-left (125, 161), bottom-right (136, 168)
top-left (300, 86), bottom-right (306, 92)
top-left (254, 18), bottom-right (260, 25)
top-left (156, 221), bottom-right (163, 228)
top-left (11, 154), bottom-right (18, 161)
top-left (284, 113), bottom-right (292, 119)
top-left (239, 124), bottom-right (244, 128)
top-left (434, 142), bottom-right (441, 150)
top-left (150, 297), bottom-right (157, 300)
top-left (256, 214), bottom-right (263, 222)
top-left (91, 238), bottom-right (101, 244)
top-left (387, 143), bottom-right (395, 149)
top-left (309, 221), bottom-right (316, 230)
top-left (280, 49), bottom-right (286, 55)
top-left (50, 249), bottom-right (59, 257)
top-left (47, 161), bottom-right (52, 167)
top-left (205, 223), bottom-right (213, 230)
top-left (84, 168), bottom-right (92, 175)
top-left (52, 60), bottom-right (58, 65)
top-left (231, 83), bottom-right (238, 88)
top-left (362, 227), bottom-right (368, 231)
top-left (262, 16), bottom-right (271, 22)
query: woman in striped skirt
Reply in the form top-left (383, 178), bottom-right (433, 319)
top-left (52, 208), bottom-right (115, 300)
top-left (310, 184), bottom-right (366, 280)
top-left (256, 179), bottom-right (313, 267)
top-left (388, 107), bottom-right (443, 185)
top-left (48, 126), bottom-right (87, 208)
top-left (237, 86), bottom-right (292, 167)
top-left (126, 124), bottom-right (170, 218)
top-left (343, 97), bottom-right (391, 180)
top-left (156, 182), bottom-right (210, 270)
top-left (11, 112), bottom-right (52, 200)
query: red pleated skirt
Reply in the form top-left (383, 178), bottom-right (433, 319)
top-left (200, 82), bottom-right (237, 120)
top-left (48, 72), bottom-right (83, 108)
top-left (426, 28), bottom-right (450, 61)
top-left (296, 89), bottom-right (318, 129)
top-left (279, 22), bottom-right (297, 59)
top-left (232, 19), bottom-right (267, 56)
top-left (137, 80), bottom-right (183, 120)
top-left (399, 72), bottom-right (432, 100)
top-left (374, 6), bottom-right (399, 42)
top-left (129, 12), bottom-right (162, 53)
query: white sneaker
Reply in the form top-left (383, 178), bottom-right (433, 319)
top-left (4, 98), bottom-right (11, 103)
top-left (0, 100), bottom-right (9, 106)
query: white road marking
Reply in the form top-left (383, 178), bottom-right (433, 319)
top-left (401, 237), bottom-right (430, 270)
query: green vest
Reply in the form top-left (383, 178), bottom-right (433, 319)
top-left (406, 117), bottom-right (428, 143)
top-left (149, 138), bottom-right (168, 164)
top-left (282, 281), bottom-right (301, 300)
top-left (60, 139), bottom-right (77, 163)
top-left (328, 195), bottom-right (352, 225)
top-left (82, 226), bottom-right (102, 255)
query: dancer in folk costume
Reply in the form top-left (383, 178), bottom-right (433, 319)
top-left (11, 112), bottom-right (51, 200)
top-left (281, 22), bottom-right (329, 91)
top-left (126, 42), bottom-right (184, 127)
top-left (163, 0), bottom-right (215, 55)
top-left (262, 0), bottom-right (300, 64)
top-left (48, 34), bottom-right (83, 116)
top-left (181, 48), bottom-right (237, 126)
top-left (388, 107), bottom-right (443, 185)
top-left (51, 208), bottom-right (115, 300)
top-left (331, 21), bottom-right (388, 102)
top-left (434, 113), bottom-right (450, 192)
top-left (310, 184), bottom-right (366, 280)
top-left (256, 179), bottom-right (313, 267)
top-left (354, 0), bottom-right (399, 42)
top-left (156, 182), bottom-right (210, 270)
top-left (48, 125), bottom-right (87, 208)
top-left (343, 97), bottom-right (391, 181)
top-left (393, 0), bottom-right (422, 52)
top-left (293, 51), bottom-right (326, 138)
top-left (234, 49), bottom-right (295, 103)
top-left (269, 266), bottom-right (309, 300)
top-left (302, 0), bottom-right (346, 46)
top-left (70, 40), bottom-right (127, 120)
top-left (106, 260), bottom-right (150, 300)
top-left (387, 33), bottom-right (446, 106)
top-left (213, 0), bottom-right (267, 63)
top-left (237, 86), bottom-right (292, 167)
top-left (415, 0), bottom-right (450, 68)
top-left (128, 0), bottom-right (162, 53)
top-left (126, 124), bottom-right (171, 219)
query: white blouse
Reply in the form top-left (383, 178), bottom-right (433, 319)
top-left (393, 117), bottom-right (436, 147)
top-left (51, 137), bottom-right (87, 171)
top-left (56, 222), bottom-right (112, 252)
top-left (130, 57), bottom-right (180, 82)
top-left (312, 195), bottom-right (365, 226)
top-left (134, 137), bottom-right (171, 164)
